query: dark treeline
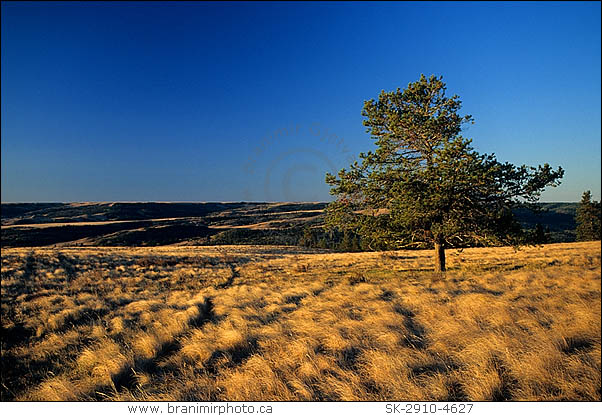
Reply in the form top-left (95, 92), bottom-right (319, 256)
top-left (297, 223), bottom-right (555, 253)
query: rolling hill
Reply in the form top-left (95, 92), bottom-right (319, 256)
top-left (1, 202), bottom-right (578, 248)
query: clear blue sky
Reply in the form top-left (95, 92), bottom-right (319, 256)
top-left (2, 1), bottom-right (600, 202)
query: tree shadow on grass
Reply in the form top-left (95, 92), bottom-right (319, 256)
top-left (392, 304), bottom-right (428, 350)
top-left (204, 337), bottom-right (259, 375)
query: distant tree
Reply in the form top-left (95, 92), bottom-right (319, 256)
top-left (339, 229), bottom-right (361, 252)
top-left (351, 233), bottom-right (361, 252)
top-left (340, 229), bottom-right (353, 252)
top-left (530, 223), bottom-right (550, 245)
top-left (576, 191), bottom-right (601, 241)
top-left (325, 74), bottom-right (564, 272)
top-left (299, 226), bottom-right (318, 248)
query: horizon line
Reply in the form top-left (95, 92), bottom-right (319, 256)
top-left (0, 200), bottom-right (582, 204)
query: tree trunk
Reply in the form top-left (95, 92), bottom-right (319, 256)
top-left (434, 240), bottom-right (446, 272)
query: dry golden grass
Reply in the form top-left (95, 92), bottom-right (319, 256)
top-left (1, 242), bottom-right (600, 401)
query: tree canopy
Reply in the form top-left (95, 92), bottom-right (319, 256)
top-left (325, 74), bottom-right (564, 271)
top-left (576, 190), bottom-right (601, 241)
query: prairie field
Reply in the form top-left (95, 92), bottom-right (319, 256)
top-left (1, 241), bottom-right (600, 401)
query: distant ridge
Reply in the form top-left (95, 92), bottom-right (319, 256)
top-left (1, 202), bottom-right (578, 248)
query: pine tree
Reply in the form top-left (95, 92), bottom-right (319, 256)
top-left (531, 223), bottom-right (550, 244)
top-left (576, 191), bottom-right (601, 241)
top-left (325, 74), bottom-right (564, 272)
top-left (299, 226), bottom-right (318, 247)
top-left (340, 229), bottom-right (354, 252)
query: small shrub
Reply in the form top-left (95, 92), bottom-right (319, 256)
top-left (348, 273), bottom-right (368, 285)
top-left (295, 264), bottom-right (309, 273)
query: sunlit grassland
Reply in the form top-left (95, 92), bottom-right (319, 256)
top-left (1, 242), bottom-right (600, 401)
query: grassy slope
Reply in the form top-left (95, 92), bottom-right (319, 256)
top-left (1, 242), bottom-right (600, 401)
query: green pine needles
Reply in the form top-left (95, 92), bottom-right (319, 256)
top-left (576, 190), bottom-right (601, 241)
top-left (325, 74), bottom-right (564, 272)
